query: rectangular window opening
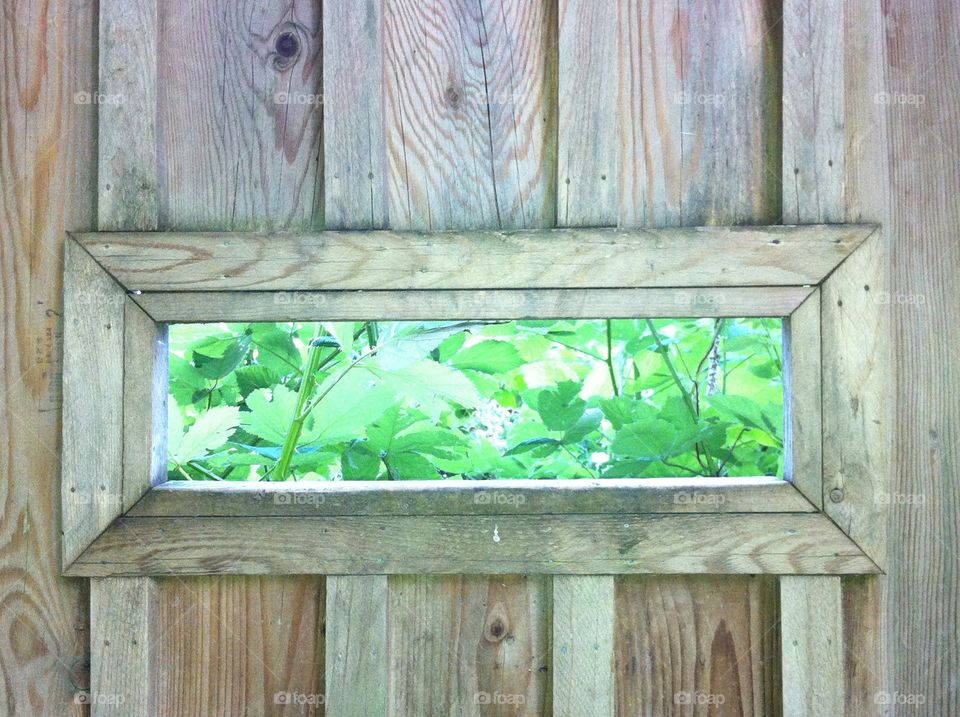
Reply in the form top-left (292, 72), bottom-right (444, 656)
top-left (165, 318), bottom-right (784, 482)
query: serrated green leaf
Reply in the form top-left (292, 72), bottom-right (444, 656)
top-left (342, 440), bottom-right (381, 480)
top-left (450, 340), bottom-right (524, 374)
top-left (168, 403), bottom-right (240, 466)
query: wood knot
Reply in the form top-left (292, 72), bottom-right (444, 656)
top-left (267, 23), bottom-right (304, 71)
top-left (443, 85), bottom-right (462, 109)
top-left (483, 604), bottom-right (510, 643)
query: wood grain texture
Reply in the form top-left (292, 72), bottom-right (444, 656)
top-left (821, 231), bottom-right (889, 568)
top-left (0, 0), bottom-right (97, 711)
top-left (122, 299), bottom-right (167, 511)
top-left (136, 285), bottom-right (814, 323)
top-left (325, 576), bottom-right (388, 716)
top-left (156, 0), bottom-right (323, 230)
top-left (97, 0), bottom-right (158, 231)
top-left (782, 0), bottom-right (845, 223)
top-left (388, 575), bottom-right (551, 715)
top-left (783, 290), bottom-right (823, 508)
top-left (557, 0), bottom-right (617, 226)
top-left (75, 224), bottom-right (875, 292)
top-left (61, 239), bottom-right (126, 566)
top-left (68, 513), bottom-right (879, 577)
top-left (127, 478), bottom-right (815, 517)
top-left (89, 578), bottom-right (155, 715)
top-left (152, 576), bottom-right (325, 716)
top-left (323, 0), bottom-right (387, 230)
top-left (678, 0), bottom-right (782, 225)
top-left (380, 0), bottom-right (556, 230)
top-left (553, 576), bottom-right (614, 717)
top-left (780, 576), bottom-right (844, 716)
top-left (865, 0), bottom-right (960, 712)
top-left (614, 576), bottom-right (780, 716)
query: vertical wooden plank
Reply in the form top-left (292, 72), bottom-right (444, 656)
top-left (325, 576), bottom-right (389, 717)
top-left (389, 575), bottom-right (551, 716)
top-left (553, 576), bottom-right (614, 717)
top-left (821, 230), bottom-right (888, 568)
top-left (61, 238), bottom-right (126, 566)
top-left (782, 0), bottom-right (844, 223)
top-left (122, 299), bottom-right (168, 511)
top-left (322, 3), bottom-right (390, 714)
top-left (346, 1), bottom-right (558, 712)
top-left (157, 0), bottom-right (323, 230)
top-left (841, 0), bottom-right (892, 714)
top-left (780, 576), bottom-right (844, 716)
top-left (557, 0), bottom-right (617, 226)
top-left (679, 0), bottom-right (782, 224)
top-left (89, 578), bottom-right (156, 716)
top-left (615, 576), bottom-right (780, 717)
top-left (91, 3), bottom-right (162, 714)
top-left (382, 0), bottom-right (556, 229)
top-left (153, 576), bottom-right (325, 715)
top-left (0, 0), bottom-right (97, 710)
top-left (783, 290), bottom-right (823, 508)
top-left (97, 0), bottom-right (158, 230)
top-left (558, 2), bottom-right (783, 715)
top-left (323, 0), bottom-right (388, 229)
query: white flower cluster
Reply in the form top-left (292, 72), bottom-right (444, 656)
top-left (466, 400), bottom-right (519, 451)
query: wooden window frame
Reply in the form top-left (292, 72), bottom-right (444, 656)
top-left (61, 223), bottom-right (886, 577)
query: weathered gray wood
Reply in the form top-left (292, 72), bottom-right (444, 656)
top-left (783, 290), bottom-right (823, 508)
top-left (89, 578), bottom-right (156, 715)
top-left (68, 512), bottom-right (879, 577)
top-left (135, 285), bottom-right (813, 323)
top-left (76, 225), bottom-right (876, 292)
top-left (97, 0), bottom-right (158, 231)
top-left (782, 0), bottom-right (845, 223)
top-left (557, 0), bottom-right (617, 227)
top-left (61, 238), bottom-right (127, 566)
top-left (325, 576), bottom-right (388, 717)
top-left (821, 231), bottom-right (889, 568)
top-left (553, 576), bottom-right (615, 717)
top-left (127, 478), bottom-right (814, 517)
top-left (122, 300), bottom-right (167, 511)
top-left (780, 576), bottom-right (844, 716)
top-left (323, 0), bottom-right (387, 229)
top-left (156, 0), bottom-right (322, 230)
top-left (380, 0), bottom-right (555, 230)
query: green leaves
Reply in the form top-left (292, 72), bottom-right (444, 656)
top-left (535, 381), bottom-right (586, 431)
top-left (167, 318), bottom-right (785, 481)
top-left (450, 341), bottom-right (524, 374)
top-left (167, 402), bottom-right (240, 467)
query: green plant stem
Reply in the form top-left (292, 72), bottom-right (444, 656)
top-left (273, 336), bottom-right (328, 481)
top-left (645, 320), bottom-right (719, 475)
top-left (605, 319), bottom-right (620, 396)
top-left (365, 321), bottom-right (379, 349)
top-left (560, 443), bottom-right (597, 478)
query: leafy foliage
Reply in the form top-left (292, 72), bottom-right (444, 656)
top-left (167, 318), bottom-right (783, 481)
